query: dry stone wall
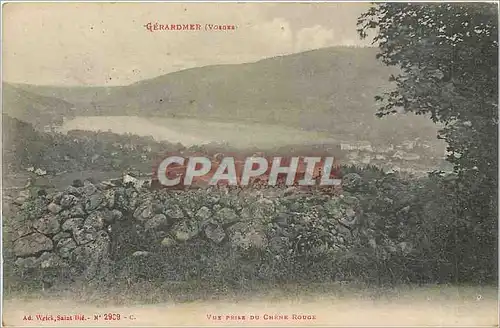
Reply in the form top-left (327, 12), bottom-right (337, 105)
top-left (6, 176), bottom-right (370, 286)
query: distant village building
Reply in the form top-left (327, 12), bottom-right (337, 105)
top-left (340, 141), bottom-right (373, 152)
top-left (35, 168), bottom-right (47, 176)
top-left (374, 145), bottom-right (395, 153)
top-left (392, 151), bottom-right (406, 160)
top-left (357, 141), bottom-right (374, 152)
top-left (402, 153), bottom-right (421, 161)
top-left (402, 140), bottom-right (417, 150)
top-left (340, 143), bottom-right (358, 151)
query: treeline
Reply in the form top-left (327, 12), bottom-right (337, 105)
top-left (2, 114), bottom-right (184, 174)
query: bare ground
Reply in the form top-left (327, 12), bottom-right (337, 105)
top-left (3, 284), bottom-right (498, 327)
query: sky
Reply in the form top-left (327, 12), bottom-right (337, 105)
top-left (2, 2), bottom-right (373, 86)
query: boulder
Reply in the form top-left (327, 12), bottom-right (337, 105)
top-left (13, 233), bottom-right (53, 257)
top-left (104, 190), bottom-right (116, 209)
top-left (47, 203), bottom-right (62, 214)
top-left (84, 212), bottom-right (105, 231)
top-left (195, 206), bottom-right (212, 220)
top-left (62, 218), bottom-right (84, 232)
top-left (172, 220), bottom-right (200, 242)
top-left (133, 203), bottom-right (153, 222)
top-left (33, 214), bottom-right (60, 235)
top-left (164, 204), bottom-right (184, 220)
top-left (53, 232), bottom-right (71, 243)
top-left (73, 226), bottom-right (98, 245)
top-left (204, 223), bottom-right (226, 244)
top-left (83, 183), bottom-right (97, 196)
top-left (65, 185), bottom-right (81, 196)
top-left (38, 252), bottom-right (62, 269)
top-left (68, 204), bottom-right (86, 218)
top-left (145, 214), bottom-right (170, 231)
top-left (60, 194), bottom-right (79, 209)
top-left (15, 256), bottom-right (39, 269)
top-left (85, 192), bottom-right (105, 212)
top-left (71, 230), bottom-right (111, 281)
top-left (111, 209), bottom-right (124, 221)
top-left (161, 237), bottom-right (177, 247)
top-left (214, 207), bottom-right (239, 225)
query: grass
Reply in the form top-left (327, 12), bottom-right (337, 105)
top-left (4, 279), bottom-right (498, 306)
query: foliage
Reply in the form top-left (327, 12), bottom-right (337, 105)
top-left (2, 114), bottom-right (185, 173)
top-left (358, 3), bottom-right (498, 284)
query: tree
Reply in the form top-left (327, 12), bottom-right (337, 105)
top-left (358, 3), bottom-right (498, 283)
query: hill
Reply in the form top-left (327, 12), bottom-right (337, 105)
top-left (10, 46), bottom-right (441, 143)
top-left (2, 84), bottom-right (75, 130)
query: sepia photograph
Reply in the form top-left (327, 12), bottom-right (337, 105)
top-left (1, 1), bottom-right (498, 326)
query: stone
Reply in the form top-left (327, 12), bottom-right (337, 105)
top-left (204, 223), bottom-right (226, 244)
top-left (65, 185), bottom-right (81, 196)
top-left (83, 183), bottom-right (97, 196)
top-left (111, 209), bottom-right (124, 221)
top-left (10, 217), bottom-right (34, 239)
top-left (14, 196), bottom-right (28, 205)
top-left (13, 233), bottom-right (53, 257)
top-left (145, 214), bottom-right (170, 231)
top-left (47, 203), bottom-right (62, 214)
top-left (152, 201), bottom-right (165, 214)
top-left (73, 227), bottom-right (98, 245)
top-left (60, 194), bottom-right (79, 209)
top-left (172, 220), bottom-right (199, 242)
top-left (164, 205), bottom-right (184, 220)
top-left (15, 257), bottom-right (38, 269)
top-left (33, 215), bottom-right (60, 235)
top-left (71, 230), bottom-right (110, 281)
top-left (68, 204), bottom-right (86, 218)
top-left (104, 190), bottom-right (116, 209)
top-left (214, 207), bottom-right (239, 224)
top-left (53, 232), bottom-right (71, 243)
top-left (161, 237), bottom-right (177, 247)
top-left (133, 203), bottom-right (153, 222)
top-left (84, 212), bottom-right (105, 231)
top-left (57, 210), bottom-right (71, 222)
top-left (62, 218), bottom-right (84, 232)
top-left (339, 216), bottom-right (356, 227)
top-left (132, 251), bottom-right (152, 257)
top-left (85, 193), bottom-right (105, 212)
top-left (336, 224), bottom-right (351, 236)
top-left (324, 199), bottom-right (344, 219)
top-left (195, 206), bottom-right (212, 220)
top-left (345, 208), bottom-right (356, 218)
top-left (38, 252), bottom-right (62, 269)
